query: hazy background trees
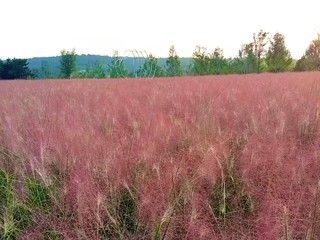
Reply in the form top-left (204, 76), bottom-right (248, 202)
top-left (85, 60), bottom-right (106, 78)
top-left (39, 60), bottom-right (52, 78)
top-left (4, 30), bottom-right (320, 79)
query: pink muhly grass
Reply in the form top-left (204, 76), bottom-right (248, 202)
top-left (0, 72), bottom-right (319, 239)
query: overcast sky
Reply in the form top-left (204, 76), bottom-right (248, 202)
top-left (1, 0), bottom-right (319, 59)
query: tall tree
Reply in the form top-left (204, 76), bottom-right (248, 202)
top-left (236, 43), bottom-right (257, 73)
top-left (294, 56), bottom-right (309, 71)
top-left (253, 30), bottom-right (268, 73)
top-left (190, 45), bottom-right (211, 75)
top-left (305, 34), bottom-right (320, 70)
top-left (266, 33), bottom-right (293, 72)
top-left (295, 34), bottom-right (320, 71)
top-left (166, 45), bottom-right (183, 76)
top-left (209, 47), bottom-right (228, 74)
top-left (137, 54), bottom-right (164, 78)
top-left (59, 49), bottom-right (77, 78)
top-left (108, 50), bottom-right (129, 78)
top-left (0, 58), bottom-right (33, 79)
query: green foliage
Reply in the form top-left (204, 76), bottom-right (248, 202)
top-left (69, 69), bottom-right (86, 79)
top-left (233, 44), bottom-right (257, 73)
top-left (0, 168), bottom-right (31, 240)
top-left (59, 49), bottom-right (77, 78)
top-left (0, 58), bottom-right (34, 80)
top-left (25, 177), bottom-right (51, 210)
top-left (294, 56), bottom-right (309, 71)
top-left (166, 45), bottom-right (184, 76)
top-left (153, 223), bottom-right (161, 240)
top-left (137, 54), bottom-right (164, 78)
top-left (108, 51), bottom-right (129, 78)
top-left (231, 31), bottom-right (268, 74)
top-left (11, 203), bottom-right (31, 231)
top-left (209, 48), bottom-right (229, 74)
top-left (266, 33), bottom-right (293, 72)
top-left (7, 30), bottom-right (320, 78)
top-left (72, 61), bottom-right (106, 79)
top-left (85, 60), bottom-right (106, 78)
top-left (295, 34), bottom-right (320, 71)
top-left (190, 45), bottom-right (211, 75)
top-left (228, 57), bottom-right (245, 74)
top-left (305, 34), bottom-right (320, 70)
top-left (0, 213), bottom-right (18, 240)
top-left (0, 60), bottom-right (2, 77)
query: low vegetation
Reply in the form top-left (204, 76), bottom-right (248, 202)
top-left (0, 72), bottom-right (320, 239)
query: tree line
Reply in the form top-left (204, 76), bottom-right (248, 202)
top-left (1, 31), bottom-right (320, 80)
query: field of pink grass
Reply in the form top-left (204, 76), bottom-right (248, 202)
top-left (0, 72), bottom-right (320, 239)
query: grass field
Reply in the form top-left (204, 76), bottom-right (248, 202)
top-left (0, 72), bottom-right (320, 239)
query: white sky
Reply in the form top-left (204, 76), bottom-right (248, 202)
top-left (0, 0), bottom-right (319, 59)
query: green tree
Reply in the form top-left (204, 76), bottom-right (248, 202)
top-left (209, 47), bottom-right (228, 74)
top-left (190, 45), bottom-right (211, 75)
top-left (137, 54), bottom-right (164, 78)
top-left (237, 43), bottom-right (257, 73)
top-left (295, 34), bottom-right (320, 71)
top-left (59, 49), bottom-right (77, 78)
top-left (0, 60), bottom-right (2, 78)
top-left (166, 45), bottom-right (183, 76)
top-left (266, 33), bottom-right (292, 72)
top-left (108, 50), bottom-right (129, 78)
top-left (0, 58), bottom-right (34, 80)
top-left (253, 30), bottom-right (269, 73)
top-left (294, 56), bottom-right (309, 71)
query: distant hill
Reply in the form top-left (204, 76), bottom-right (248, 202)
top-left (27, 54), bottom-right (192, 78)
